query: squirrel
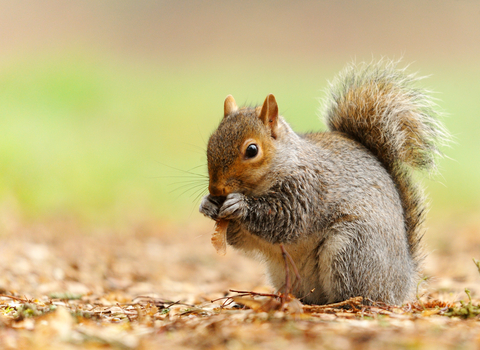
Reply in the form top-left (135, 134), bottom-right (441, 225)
top-left (199, 60), bottom-right (448, 305)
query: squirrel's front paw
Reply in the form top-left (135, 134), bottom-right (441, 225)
top-left (199, 195), bottom-right (225, 220)
top-left (218, 193), bottom-right (247, 220)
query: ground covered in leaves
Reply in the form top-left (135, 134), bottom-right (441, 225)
top-left (0, 213), bottom-right (480, 349)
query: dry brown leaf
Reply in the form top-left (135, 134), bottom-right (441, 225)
top-left (232, 296), bottom-right (282, 312)
top-left (0, 213), bottom-right (480, 349)
top-left (284, 298), bottom-right (304, 315)
top-left (231, 297), bottom-right (264, 312)
top-left (421, 309), bottom-right (442, 317)
top-left (211, 219), bottom-right (229, 255)
top-left (421, 300), bottom-right (453, 309)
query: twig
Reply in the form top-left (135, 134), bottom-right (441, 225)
top-left (130, 296), bottom-right (193, 308)
top-left (298, 288), bottom-right (316, 301)
top-left (416, 276), bottom-right (429, 310)
top-left (164, 300), bottom-right (181, 309)
top-left (365, 298), bottom-right (397, 311)
top-left (116, 303), bottom-right (133, 322)
top-left (0, 294), bottom-right (28, 302)
top-left (303, 296), bottom-right (363, 313)
top-left (132, 296), bottom-right (172, 304)
top-left (228, 289), bottom-right (280, 298)
top-left (404, 303), bottom-right (412, 312)
top-left (279, 244), bottom-right (302, 300)
top-left (211, 295), bottom-right (239, 308)
top-left (214, 247), bottom-right (304, 311)
top-left (221, 298), bottom-right (237, 308)
top-left (210, 295), bottom-right (229, 303)
top-left (210, 294), bottom-right (234, 308)
top-left (211, 289), bottom-right (282, 309)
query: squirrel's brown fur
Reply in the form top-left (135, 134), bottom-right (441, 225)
top-left (199, 60), bottom-right (448, 305)
top-left (323, 60), bottom-right (448, 265)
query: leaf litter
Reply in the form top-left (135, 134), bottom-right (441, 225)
top-left (0, 216), bottom-right (479, 349)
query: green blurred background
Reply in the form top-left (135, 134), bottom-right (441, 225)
top-left (0, 0), bottom-right (479, 226)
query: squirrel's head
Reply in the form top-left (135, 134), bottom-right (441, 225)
top-left (206, 94), bottom-right (280, 197)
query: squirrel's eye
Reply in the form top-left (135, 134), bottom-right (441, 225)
top-left (245, 144), bottom-right (259, 159)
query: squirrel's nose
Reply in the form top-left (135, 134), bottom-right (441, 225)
top-left (209, 184), bottom-right (226, 197)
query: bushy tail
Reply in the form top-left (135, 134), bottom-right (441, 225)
top-left (323, 60), bottom-right (449, 262)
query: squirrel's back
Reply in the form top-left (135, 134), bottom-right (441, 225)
top-left (321, 60), bottom-right (449, 264)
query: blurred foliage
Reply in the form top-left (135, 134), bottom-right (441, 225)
top-left (0, 51), bottom-right (478, 224)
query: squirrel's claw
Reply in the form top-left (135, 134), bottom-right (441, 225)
top-left (199, 195), bottom-right (220, 220)
top-left (218, 193), bottom-right (246, 220)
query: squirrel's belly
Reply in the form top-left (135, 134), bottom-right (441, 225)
top-left (263, 235), bottom-right (330, 304)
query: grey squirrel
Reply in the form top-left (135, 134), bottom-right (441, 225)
top-left (199, 60), bottom-right (449, 305)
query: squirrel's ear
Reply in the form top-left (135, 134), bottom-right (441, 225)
top-left (224, 95), bottom-right (238, 118)
top-left (259, 94), bottom-right (279, 138)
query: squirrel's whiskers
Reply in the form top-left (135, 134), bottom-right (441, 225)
top-left (157, 162), bottom-right (209, 202)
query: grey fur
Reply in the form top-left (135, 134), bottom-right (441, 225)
top-left (199, 60), bottom-right (449, 305)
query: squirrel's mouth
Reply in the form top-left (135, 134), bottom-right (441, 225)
top-left (208, 195), bottom-right (226, 207)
